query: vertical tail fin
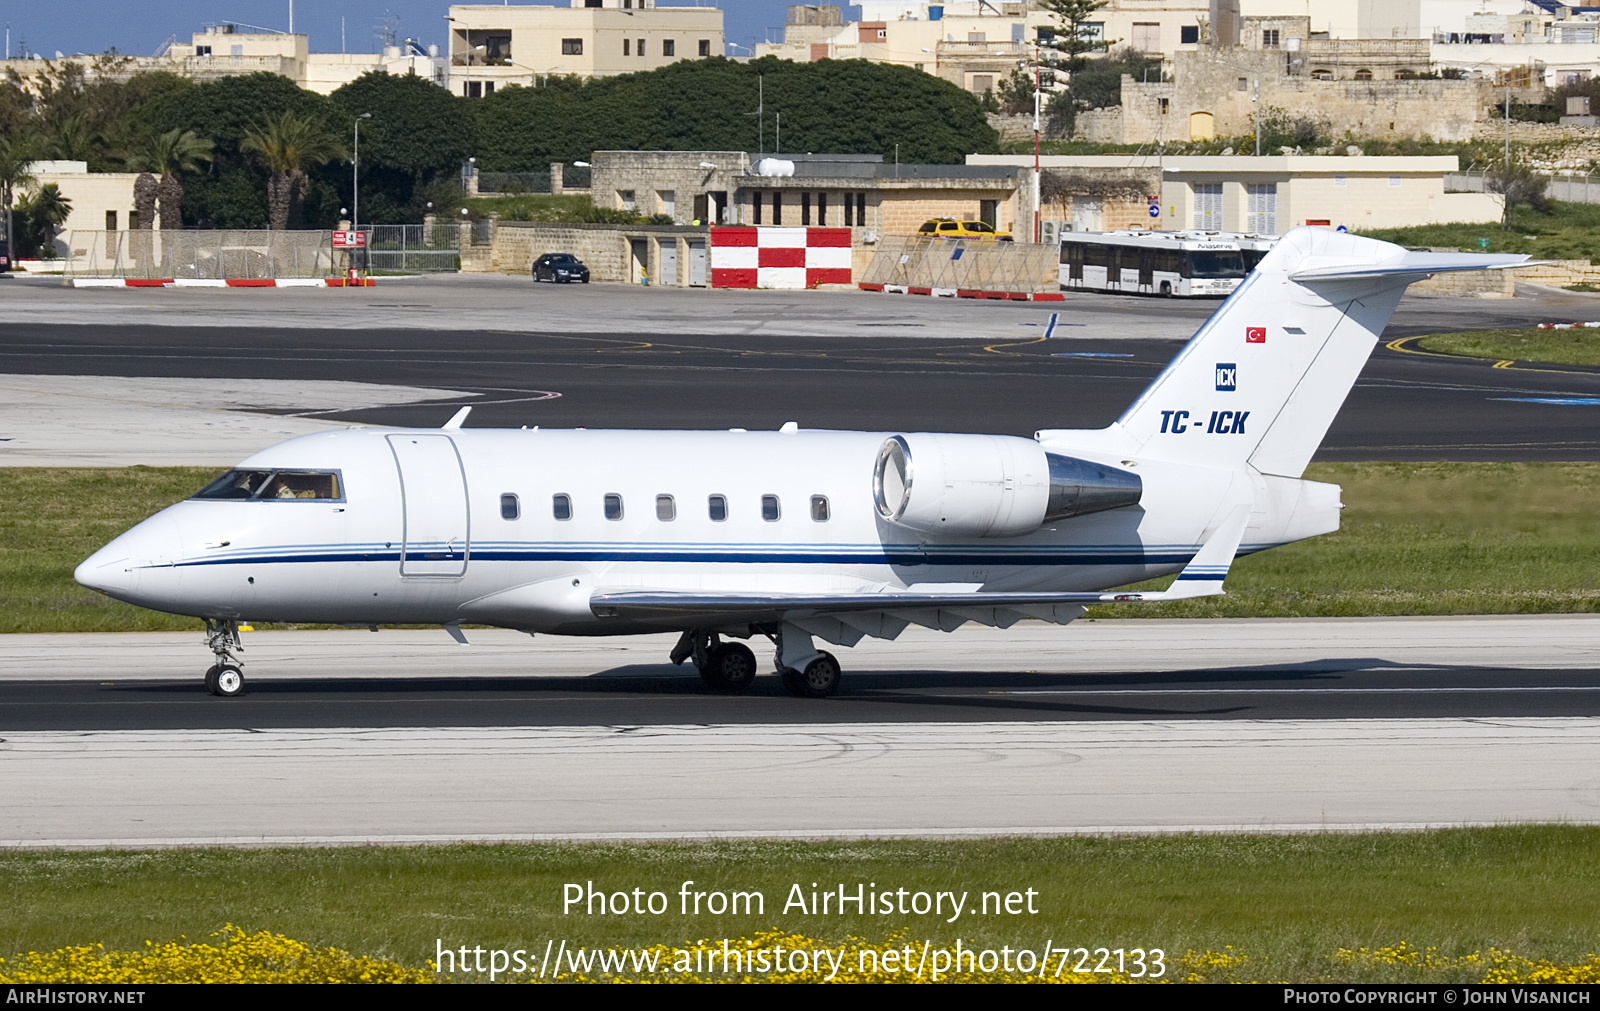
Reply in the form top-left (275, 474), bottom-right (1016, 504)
top-left (1115, 228), bottom-right (1527, 478)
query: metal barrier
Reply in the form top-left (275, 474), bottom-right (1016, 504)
top-left (64, 230), bottom-right (336, 279)
top-left (479, 170), bottom-right (551, 194)
top-left (859, 236), bottom-right (1059, 293)
top-left (366, 224), bottom-right (462, 273)
top-left (1447, 165), bottom-right (1600, 205)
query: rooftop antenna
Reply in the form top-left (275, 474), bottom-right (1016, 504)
top-left (747, 74), bottom-right (764, 155)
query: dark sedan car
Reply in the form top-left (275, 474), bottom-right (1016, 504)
top-left (532, 253), bottom-right (591, 283)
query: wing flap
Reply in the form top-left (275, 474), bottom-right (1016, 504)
top-left (588, 508), bottom-right (1250, 622)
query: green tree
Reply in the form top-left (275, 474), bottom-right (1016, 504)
top-left (134, 129), bottom-right (214, 230)
top-left (0, 133), bottom-right (37, 265)
top-left (998, 66), bottom-right (1037, 116)
top-left (329, 72), bottom-right (475, 220)
top-left (135, 73), bottom-right (334, 227)
top-left (1038, 0), bottom-right (1115, 137)
top-left (472, 57), bottom-right (997, 171)
top-left (1489, 161), bottom-right (1550, 231)
top-left (14, 181), bottom-right (71, 257)
top-left (1039, 0), bottom-right (1115, 73)
top-left (242, 111), bottom-right (346, 229)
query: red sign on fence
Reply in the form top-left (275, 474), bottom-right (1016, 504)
top-left (332, 230), bottom-right (367, 248)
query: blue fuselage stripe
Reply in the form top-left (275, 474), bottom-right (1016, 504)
top-left (172, 547), bottom-right (1206, 568)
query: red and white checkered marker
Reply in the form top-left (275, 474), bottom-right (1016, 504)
top-left (710, 227), bottom-right (852, 289)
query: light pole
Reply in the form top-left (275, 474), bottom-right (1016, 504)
top-left (1033, 40), bottom-right (1043, 243)
top-left (352, 112), bottom-right (371, 281)
top-left (352, 111), bottom-right (371, 233)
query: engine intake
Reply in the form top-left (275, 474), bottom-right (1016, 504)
top-left (873, 434), bottom-right (1142, 539)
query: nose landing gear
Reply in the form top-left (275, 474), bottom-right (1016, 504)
top-left (203, 619), bottom-right (246, 697)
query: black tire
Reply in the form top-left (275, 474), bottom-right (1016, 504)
top-left (789, 652), bottom-right (841, 699)
top-left (1159, 281), bottom-right (1173, 297)
top-left (780, 668), bottom-right (806, 696)
top-left (208, 664), bottom-right (244, 697)
top-left (699, 642), bottom-right (758, 694)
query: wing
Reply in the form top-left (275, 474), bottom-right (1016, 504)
top-left (588, 507), bottom-right (1251, 645)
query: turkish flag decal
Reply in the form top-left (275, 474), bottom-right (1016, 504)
top-left (1245, 327), bottom-right (1267, 343)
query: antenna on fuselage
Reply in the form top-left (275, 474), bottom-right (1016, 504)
top-left (442, 406), bottom-right (472, 430)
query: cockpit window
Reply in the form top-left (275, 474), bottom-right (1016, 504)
top-left (194, 470), bottom-right (272, 499)
top-left (192, 469), bottom-right (343, 501)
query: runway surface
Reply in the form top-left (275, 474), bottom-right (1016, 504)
top-left (3, 618), bottom-right (1598, 845)
top-left (6, 718), bottom-right (1598, 846)
top-left (1, 617), bottom-right (1597, 730)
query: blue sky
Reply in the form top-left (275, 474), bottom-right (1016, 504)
top-left (3, 2), bottom-right (851, 60)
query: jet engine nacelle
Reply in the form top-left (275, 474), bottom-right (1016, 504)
top-left (872, 434), bottom-right (1142, 538)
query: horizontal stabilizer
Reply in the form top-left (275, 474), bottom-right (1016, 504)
top-left (1133, 505), bottom-right (1248, 601)
top-left (1289, 251), bottom-right (1532, 284)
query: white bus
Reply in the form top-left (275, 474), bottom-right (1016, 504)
top-left (1059, 230), bottom-right (1274, 298)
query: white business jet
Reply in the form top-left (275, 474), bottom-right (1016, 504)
top-left (76, 229), bottom-right (1525, 698)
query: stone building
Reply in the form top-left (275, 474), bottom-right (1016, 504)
top-left (448, 0), bottom-right (724, 98)
top-left (1085, 47), bottom-right (1493, 144)
top-left (968, 153), bottom-right (1503, 234)
top-left (588, 151), bottom-right (1029, 237)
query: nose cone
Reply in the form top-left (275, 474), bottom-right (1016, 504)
top-left (75, 514), bottom-right (184, 605)
top-left (74, 543), bottom-right (132, 596)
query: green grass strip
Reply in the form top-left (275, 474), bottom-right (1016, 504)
top-left (1419, 328), bottom-right (1600, 367)
top-left (3, 829), bottom-right (1600, 982)
top-left (5, 462), bottom-right (1600, 632)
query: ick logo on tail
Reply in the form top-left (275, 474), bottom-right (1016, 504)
top-left (1215, 364), bottom-right (1237, 392)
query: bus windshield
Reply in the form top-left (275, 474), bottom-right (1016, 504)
top-left (1185, 251), bottom-right (1247, 278)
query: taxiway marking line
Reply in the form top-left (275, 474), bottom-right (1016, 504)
top-left (999, 686), bottom-right (1600, 696)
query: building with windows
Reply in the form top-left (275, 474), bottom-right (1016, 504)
top-left (967, 153), bottom-right (1502, 234)
top-left (0, 24), bottom-right (448, 97)
top-left (589, 150), bottom-right (1028, 236)
top-left (447, 1), bottom-right (724, 97)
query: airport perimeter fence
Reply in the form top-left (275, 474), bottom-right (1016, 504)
top-left (64, 230), bottom-right (336, 279)
top-left (477, 165), bottom-right (591, 193)
top-left (62, 227), bottom-right (466, 278)
top-left (1446, 165), bottom-right (1600, 204)
top-left (859, 236), bottom-right (1059, 293)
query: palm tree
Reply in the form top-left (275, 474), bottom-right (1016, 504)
top-left (20, 182), bottom-right (72, 256)
top-left (134, 129), bottom-right (213, 231)
top-left (241, 112), bottom-right (345, 230)
top-left (133, 172), bottom-right (157, 230)
top-left (0, 135), bottom-right (38, 268)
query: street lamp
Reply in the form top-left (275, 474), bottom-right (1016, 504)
top-left (352, 112), bottom-right (372, 234)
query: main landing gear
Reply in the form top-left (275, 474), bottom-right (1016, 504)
top-left (203, 618), bottom-right (245, 697)
top-left (670, 623), bottom-right (842, 698)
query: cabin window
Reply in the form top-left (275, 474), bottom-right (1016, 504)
top-left (552, 494), bottom-right (572, 520)
top-left (708, 494), bottom-right (728, 521)
top-left (761, 494), bottom-right (781, 521)
top-left (604, 493), bottom-right (624, 520)
top-left (656, 494), bottom-right (676, 521)
top-left (500, 493), bottom-right (520, 520)
top-left (810, 495), bottom-right (830, 522)
top-left (192, 469), bottom-right (342, 501)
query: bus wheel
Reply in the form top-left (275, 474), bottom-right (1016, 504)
top-left (1159, 281), bottom-right (1173, 297)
